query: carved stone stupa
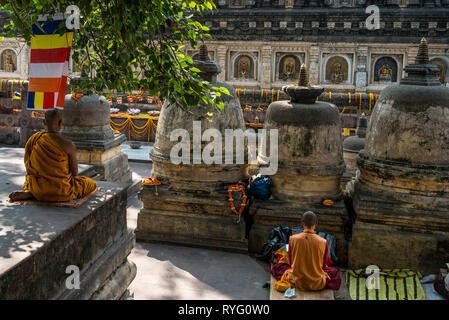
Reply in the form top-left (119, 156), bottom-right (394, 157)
top-left (249, 65), bottom-right (350, 264)
top-left (349, 39), bottom-right (449, 273)
top-left (136, 45), bottom-right (249, 251)
top-left (62, 94), bottom-right (132, 183)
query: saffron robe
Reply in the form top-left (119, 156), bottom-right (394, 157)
top-left (23, 131), bottom-right (97, 202)
top-left (285, 231), bottom-right (330, 291)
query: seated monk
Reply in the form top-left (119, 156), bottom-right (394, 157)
top-left (284, 211), bottom-right (341, 291)
top-left (9, 109), bottom-right (97, 202)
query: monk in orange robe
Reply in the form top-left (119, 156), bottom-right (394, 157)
top-left (8, 109), bottom-right (96, 202)
top-left (284, 211), bottom-right (341, 291)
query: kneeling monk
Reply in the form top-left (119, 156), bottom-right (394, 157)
top-left (284, 211), bottom-right (341, 291)
top-left (9, 109), bottom-right (96, 202)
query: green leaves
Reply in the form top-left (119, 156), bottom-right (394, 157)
top-left (0, 0), bottom-right (222, 110)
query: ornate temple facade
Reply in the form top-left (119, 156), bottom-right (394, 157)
top-left (187, 0), bottom-right (449, 92)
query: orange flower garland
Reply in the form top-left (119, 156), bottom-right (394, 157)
top-left (143, 177), bottom-right (161, 185)
top-left (228, 184), bottom-right (247, 216)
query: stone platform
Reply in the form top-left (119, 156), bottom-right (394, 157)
top-left (137, 185), bottom-right (248, 253)
top-left (249, 199), bottom-right (351, 266)
top-left (269, 274), bottom-right (334, 300)
top-left (0, 148), bottom-right (136, 299)
top-left (349, 190), bottom-right (449, 275)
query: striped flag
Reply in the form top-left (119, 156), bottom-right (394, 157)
top-left (27, 15), bottom-right (73, 110)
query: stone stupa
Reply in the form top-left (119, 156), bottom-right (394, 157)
top-left (249, 64), bottom-right (350, 264)
top-left (136, 44), bottom-right (249, 251)
top-left (349, 39), bottom-right (449, 273)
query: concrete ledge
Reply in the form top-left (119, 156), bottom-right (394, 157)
top-left (0, 161), bottom-right (136, 300)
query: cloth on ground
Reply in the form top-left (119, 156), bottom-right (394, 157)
top-left (292, 226), bottom-right (338, 263)
top-left (346, 269), bottom-right (425, 300)
top-left (434, 280), bottom-right (449, 300)
top-left (274, 245), bottom-right (290, 264)
top-left (271, 263), bottom-right (291, 281)
top-left (23, 131), bottom-right (97, 202)
top-left (422, 283), bottom-right (445, 300)
top-left (324, 267), bottom-right (341, 290)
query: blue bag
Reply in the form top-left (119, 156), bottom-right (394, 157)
top-left (249, 175), bottom-right (271, 200)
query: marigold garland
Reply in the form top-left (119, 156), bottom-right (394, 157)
top-left (228, 184), bottom-right (247, 216)
top-left (143, 176), bottom-right (162, 185)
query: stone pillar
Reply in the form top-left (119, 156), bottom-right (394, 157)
top-left (261, 44), bottom-right (272, 88)
top-left (216, 45), bottom-right (228, 82)
top-left (308, 44), bottom-right (320, 85)
top-left (62, 94), bottom-right (132, 183)
top-left (355, 46), bottom-right (368, 92)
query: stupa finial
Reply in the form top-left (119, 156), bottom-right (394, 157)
top-left (400, 38), bottom-right (440, 86)
top-left (415, 38), bottom-right (429, 65)
top-left (198, 44), bottom-right (210, 62)
top-left (298, 63), bottom-right (308, 87)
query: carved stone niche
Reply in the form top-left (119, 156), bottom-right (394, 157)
top-left (0, 49), bottom-right (17, 72)
top-left (229, 51), bottom-right (258, 81)
top-left (274, 52), bottom-right (306, 82)
top-left (370, 55), bottom-right (403, 84)
top-left (322, 54), bottom-right (354, 85)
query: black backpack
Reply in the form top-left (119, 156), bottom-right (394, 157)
top-left (255, 226), bottom-right (291, 262)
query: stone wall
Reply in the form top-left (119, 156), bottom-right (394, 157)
top-left (186, 41), bottom-right (449, 91)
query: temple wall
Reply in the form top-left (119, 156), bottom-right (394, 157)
top-left (186, 41), bottom-right (449, 91)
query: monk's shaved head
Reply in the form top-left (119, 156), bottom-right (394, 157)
top-left (45, 108), bottom-right (62, 124)
top-left (302, 211), bottom-right (317, 228)
top-left (44, 108), bottom-right (63, 131)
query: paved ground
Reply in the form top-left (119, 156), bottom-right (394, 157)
top-left (125, 164), bottom-right (271, 300)
top-left (121, 142), bottom-right (153, 162)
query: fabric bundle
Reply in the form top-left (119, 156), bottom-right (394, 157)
top-left (28, 15), bottom-right (73, 110)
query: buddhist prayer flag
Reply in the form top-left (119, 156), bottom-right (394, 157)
top-left (27, 15), bottom-right (73, 110)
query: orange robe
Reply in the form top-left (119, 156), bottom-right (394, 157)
top-left (23, 131), bottom-right (97, 202)
top-left (285, 231), bottom-right (330, 291)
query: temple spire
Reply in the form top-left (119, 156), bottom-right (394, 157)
top-left (400, 38), bottom-right (440, 86)
top-left (415, 38), bottom-right (429, 65)
top-left (298, 63), bottom-right (308, 87)
top-left (198, 44), bottom-right (210, 62)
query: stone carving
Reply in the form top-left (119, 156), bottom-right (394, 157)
top-left (325, 56), bottom-right (349, 83)
top-left (355, 71), bottom-right (367, 87)
top-left (278, 55), bottom-right (300, 81)
top-left (1, 49), bottom-right (17, 72)
top-left (373, 57), bottom-right (398, 82)
top-left (233, 54), bottom-right (255, 80)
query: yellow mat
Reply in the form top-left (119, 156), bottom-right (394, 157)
top-left (346, 268), bottom-right (425, 300)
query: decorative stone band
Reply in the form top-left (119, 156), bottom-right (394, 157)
top-left (357, 151), bottom-right (449, 198)
top-left (150, 152), bottom-right (248, 193)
